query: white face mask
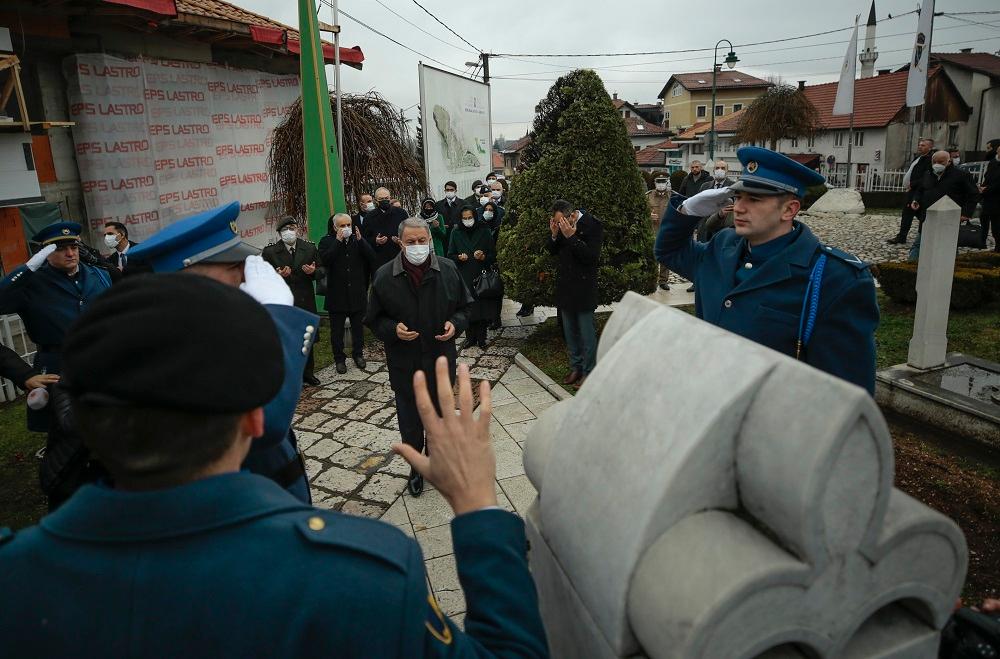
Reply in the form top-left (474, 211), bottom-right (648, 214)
top-left (479, 196), bottom-right (490, 206)
top-left (445, 191), bottom-right (456, 199)
top-left (103, 234), bottom-right (120, 249)
top-left (952, 157), bottom-right (960, 166)
top-left (404, 244), bottom-right (430, 265)
top-left (339, 226), bottom-right (352, 239)
top-left (363, 202), bottom-right (375, 212)
top-left (486, 179), bottom-right (497, 186)
top-left (932, 163), bottom-right (947, 175)
top-left (713, 168), bottom-right (727, 180)
top-left (483, 211), bottom-right (494, 221)
top-left (491, 190), bottom-right (502, 199)
top-left (654, 182), bottom-right (668, 191)
top-left (462, 218), bottom-right (475, 227)
top-left (281, 229), bottom-right (297, 244)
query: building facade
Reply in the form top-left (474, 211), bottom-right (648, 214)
top-left (658, 70), bottom-right (771, 132)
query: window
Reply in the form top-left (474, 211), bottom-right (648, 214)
top-left (733, 103), bottom-right (743, 112)
top-left (807, 135), bottom-right (815, 147)
top-left (672, 85), bottom-right (683, 97)
top-left (624, 110), bottom-right (631, 118)
top-left (696, 105), bottom-right (707, 118)
top-left (834, 132), bottom-right (845, 147)
top-left (634, 145), bottom-right (641, 152)
top-left (853, 131), bottom-right (864, 147)
top-left (665, 110), bottom-right (671, 119)
top-left (790, 137), bottom-right (799, 148)
top-left (692, 143), bottom-right (705, 155)
top-left (947, 124), bottom-right (959, 147)
top-left (715, 104), bottom-right (724, 116)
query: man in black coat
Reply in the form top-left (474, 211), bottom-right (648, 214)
top-left (678, 160), bottom-right (712, 199)
top-left (979, 138), bottom-right (1000, 252)
top-left (435, 180), bottom-right (465, 232)
top-left (261, 217), bottom-right (322, 385)
top-left (908, 150), bottom-right (980, 260)
top-left (362, 187), bottom-right (408, 271)
top-left (0, 344), bottom-right (58, 393)
top-left (319, 213), bottom-right (375, 374)
top-left (888, 137), bottom-right (935, 244)
top-left (103, 222), bottom-right (152, 279)
top-left (366, 217), bottom-right (471, 497)
top-left (545, 199), bottom-right (604, 389)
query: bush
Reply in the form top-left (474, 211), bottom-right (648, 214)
top-left (875, 254), bottom-right (1000, 310)
top-left (670, 169), bottom-right (687, 193)
top-left (497, 70), bottom-right (656, 307)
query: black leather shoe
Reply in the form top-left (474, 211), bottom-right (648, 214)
top-left (407, 470), bottom-right (424, 497)
top-left (303, 375), bottom-right (321, 386)
top-left (516, 305), bottom-right (534, 317)
top-left (478, 338), bottom-right (489, 350)
top-left (886, 236), bottom-right (903, 244)
top-left (563, 369), bottom-right (582, 385)
top-left (686, 284), bottom-right (695, 292)
top-left (658, 282), bottom-right (670, 291)
top-left (335, 361), bottom-right (347, 375)
top-left (353, 356), bottom-right (367, 370)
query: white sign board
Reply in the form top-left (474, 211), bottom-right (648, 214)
top-left (64, 54), bottom-right (299, 248)
top-left (418, 63), bottom-right (492, 200)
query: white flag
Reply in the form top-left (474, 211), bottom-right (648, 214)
top-left (832, 15), bottom-right (859, 116)
top-left (906, 0), bottom-right (935, 107)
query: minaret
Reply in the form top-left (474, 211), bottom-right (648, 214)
top-left (859, 0), bottom-right (879, 79)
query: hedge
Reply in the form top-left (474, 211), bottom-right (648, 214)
top-left (875, 251), bottom-right (1000, 310)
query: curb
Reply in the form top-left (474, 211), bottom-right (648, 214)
top-left (514, 352), bottom-right (574, 401)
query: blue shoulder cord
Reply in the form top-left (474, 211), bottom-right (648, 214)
top-left (796, 254), bottom-right (827, 360)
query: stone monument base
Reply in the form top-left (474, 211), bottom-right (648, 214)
top-left (876, 353), bottom-right (1000, 451)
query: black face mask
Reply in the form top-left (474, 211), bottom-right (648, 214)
top-left (378, 200), bottom-right (391, 210)
top-left (421, 207), bottom-right (436, 218)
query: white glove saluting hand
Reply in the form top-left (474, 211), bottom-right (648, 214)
top-left (680, 187), bottom-right (732, 217)
top-left (26, 244), bottom-right (57, 272)
top-left (240, 255), bottom-right (294, 306)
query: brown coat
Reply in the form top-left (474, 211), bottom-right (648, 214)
top-left (646, 189), bottom-right (671, 230)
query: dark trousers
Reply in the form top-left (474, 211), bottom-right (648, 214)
top-left (895, 205), bottom-right (925, 241)
top-left (393, 369), bottom-right (448, 454)
top-left (468, 320), bottom-right (489, 344)
top-left (560, 308), bottom-right (597, 375)
top-left (981, 212), bottom-right (1000, 250)
top-left (329, 310), bottom-right (364, 362)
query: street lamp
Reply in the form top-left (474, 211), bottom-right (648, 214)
top-left (708, 39), bottom-right (738, 163)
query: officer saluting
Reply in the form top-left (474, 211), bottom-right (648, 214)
top-left (129, 202), bottom-right (317, 502)
top-left (0, 222), bottom-right (111, 431)
top-left (655, 147), bottom-right (879, 393)
top-left (0, 275), bottom-right (549, 658)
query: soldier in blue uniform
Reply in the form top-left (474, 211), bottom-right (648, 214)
top-left (655, 147), bottom-right (879, 394)
top-left (0, 222), bottom-right (112, 431)
top-left (0, 274), bottom-right (549, 658)
top-left (129, 202), bottom-right (317, 503)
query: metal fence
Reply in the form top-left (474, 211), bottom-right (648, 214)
top-left (1, 314), bottom-right (36, 402)
top-left (826, 162), bottom-right (988, 192)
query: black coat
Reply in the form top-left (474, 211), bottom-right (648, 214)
top-left (906, 154), bottom-right (933, 197)
top-left (260, 239), bottom-right (321, 313)
top-left (0, 344), bottom-right (33, 389)
top-left (361, 206), bottom-right (408, 270)
top-left (318, 234), bottom-right (375, 313)
top-left (678, 170), bottom-right (712, 199)
top-left (448, 223), bottom-right (500, 323)
top-left (916, 166), bottom-right (979, 218)
top-left (435, 197), bottom-right (466, 231)
top-left (105, 241), bottom-right (153, 279)
top-left (365, 254), bottom-right (472, 394)
top-left (981, 158), bottom-right (1000, 214)
top-left (545, 212), bottom-right (604, 312)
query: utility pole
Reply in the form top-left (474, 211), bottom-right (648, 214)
top-left (480, 52), bottom-right (490, 84)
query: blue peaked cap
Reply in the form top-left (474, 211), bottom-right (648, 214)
top-left (730, 147), bottom-right (826, 198)
top-left (129, 201), bottom-right (260, 272)
top-left (33, 221), bottom-right (83, 246)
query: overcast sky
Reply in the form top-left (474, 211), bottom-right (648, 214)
top-left (238, 0), bottom-right (1000, 142)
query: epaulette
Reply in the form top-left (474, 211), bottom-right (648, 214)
top-left (264, 240), bottom-right (279, 248)
top-left (294, 511), bottom-right (412, 573)
top-left (819, 244), bottom-right (869, 270)
top-left (0, 526), bottom-right (14, 547)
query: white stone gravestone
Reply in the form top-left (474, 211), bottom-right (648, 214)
top-left (907, 196), bottom-right (962, 370)
top-left (523, 292), bottom-right (966, 659)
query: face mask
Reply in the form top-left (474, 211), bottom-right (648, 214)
top-left (952, 157), bottom-right (960, 166)
top-left (931, 163), bottom-right (947, 175)
top-left (713, 169), bottom-right (727, 180)
top-left (486, 179), bottom-right (497, 186)
top-left (491, 190), bottom-right (502, 199)
top-left (404, 244), bottom-right (430, 265)
top-left (483, 211), bottom-right (494, 220)
top-left (339, 227), bottom-right (352, 239)
top-left (462, 218), bottom-right (475, 227)
top-left (421, 207), bottom-right (436, 218)
top-left (364, 202), bottom-right (375, 212)
top-left (378, 199), bottom-right (391, 210)
top-left (103, 234), bottom-right (119, 249)
top-left (445, 191), bottom-right (456, 200)
top-left (655, 183), bottom-right (668, 192)
top-left (479, 196), bottom-right (490, 206)
top-left (281, 229), bottom-right (297, 244)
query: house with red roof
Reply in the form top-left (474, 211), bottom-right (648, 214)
top-left (658, 70), bottom-right (771, 133)
top-left (612, 93), bottom-right (672, 151)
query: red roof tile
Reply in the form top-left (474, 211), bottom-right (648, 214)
top-left (635, 147), bottom-right (666, 166)
top-left (674, 109), bottom-right (746, 139)
top-left (502, 135), bottom-right (532, 153)
top-left (931, 52), bottom-right (1000, 79)
top-left (659, 70), bottom-right (771, 98)
top-left (802, 68), bottom-right (918, 129)
top-left (649, 138), bottom-right (680, 150)
top-left (623, 115), bottom-right (670, 137)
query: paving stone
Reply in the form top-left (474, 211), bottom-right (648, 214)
top-left (525, 398), bottom-right (557, 416)
top-left (506, 378), bottom-right (547, 397)
top-left (451, 611), bottom-right (466, 631)
top-left (415, 523), bottom-right (453, 561)
top-left (367, 371), bottom-right (391, 384)
top-left (490, 384), bottom-right (515, 404)
top-left (379, 497), bottom-right (413, 537)
top-left (309, 383), bottom-right (349, 399)
top-left (504, 418), bottom-right (538, 443)
top-left (295, 430), bottom-right (323, 451)
top-left (313, 465), bottom-right (366, 494)
top-left (500, 365), bottom-right (530, 383)
top-left (404, 488), bottom-right (454, 532)
top-left (518, 390), bottom-right (557, 407)
top-left (331, 420), bottom-right (398, 449)
top-left (499, 474), bottom-right (537, 516)
top-left (366, 384), bottom-right (396, 403)
top-left (486, 346), bottom-right (519, 357)
top-left (325, 446), bottom-right (371, 470)
top-left (501, 327), bottom-right (532, 339)
top-left (340, 499), bottom-right (386, 519)
top-left (492, 401), bottom-right (535, 425)
top-left (358, 473), bottom-right (409, 504)
top-left (297, 412), bottom-right (332, 430)
top-left (363, 360), bottom-right (385, 372)
top-left (341, 381), bottom-right (379, 399)
top-left (326, 367), bottom-right (370, 382)
top-left (346, 400), bottom-right (385, 421)
top-left (456, 356), bottom-right (476, 366)
top-left (304, 458), bottom-right (323, 480)
top-left (313, 494), bottom-right (346, 511)
top-left (469, 367), bottom-right (504, 381)
top-left (379, 454), bottom-right (412, 477)
top-left (494, 437), bottom-right (526, 480)
top-left (317, 417), bottom-right (348, 433)
top-left (368, 407), bottom-right (397, 427)
top-left (322, 397), bottom-right (359, 415)
top-left (303, 438), bottom-right (344, 460)
top-left (494, 483), bottom-right (515, 513)
top-left (425, 553), bottom-right (460, 596)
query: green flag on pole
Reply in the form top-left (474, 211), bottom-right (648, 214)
top-left (298, 0), bottom-right (346, 248)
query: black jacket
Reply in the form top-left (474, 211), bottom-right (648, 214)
top-left (906, 154), bottom-right (933, 198)
top-left (260, 239), bottom-right (321, 313)
top-left (318, 234), bottom-right (375, 313)
top-left (361, 206), bottom-right (408, 270)
top-left (105, 241), bottom-right (152, 279)
top-left (545, 212), bottom-right (604, 313)
top-left (365, 254), bottom-right (471, 394)
top-left (981, 158), bottom-right (1000, 214)
top-left (435, 197), bottom-right (466, 231)
top-left (678, 170), bottom-right (712, 199)
top-left (0, 344), bottom-right (33, 389)
top-left (917, 165), bottom-right (979, 218)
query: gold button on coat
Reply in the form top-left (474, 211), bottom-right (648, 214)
top-left (308, 516), bottom-right (325, 531)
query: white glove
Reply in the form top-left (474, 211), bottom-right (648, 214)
top-left (680, 187), bottom-right (732, 217)
top-left (240, 255), bottom-right (294, 306)
top-left (26, 244), bottom-right (57, 272)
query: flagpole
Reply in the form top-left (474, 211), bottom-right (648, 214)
top-left (332, 0), bottom-right (344, 181)
top-left (846, 111), bottom-right (855, 189)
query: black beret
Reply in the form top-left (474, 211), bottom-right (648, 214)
top-left (62, 274), bottom-right (284, 412)
top-left (277, 217), bottom-right (298, 231)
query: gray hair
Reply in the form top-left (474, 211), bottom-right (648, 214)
top-left (398, 217), bottom-right (431, 239)
top-left (332, 213), bottom-right (352, 225)
top-left (690, 160), bottom-right (703, 167)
